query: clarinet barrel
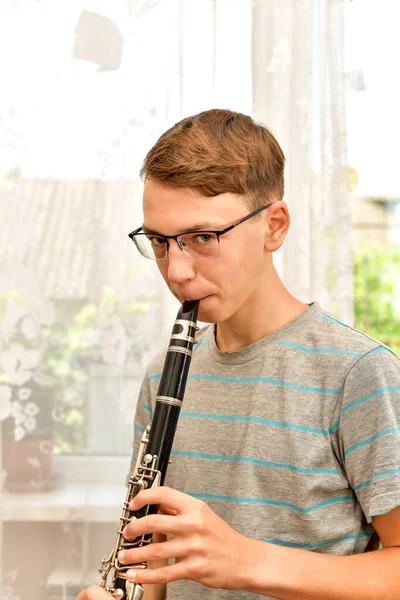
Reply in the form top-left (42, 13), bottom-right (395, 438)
top-left (98, 300), bottom-right (199, 600)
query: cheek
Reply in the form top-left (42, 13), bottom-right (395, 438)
top-left (221, 241), bottom-right (265, 300)
top-left (222, 239), bottom-right (263, 280)
top-left (209, 257), bottom-right (249, 304)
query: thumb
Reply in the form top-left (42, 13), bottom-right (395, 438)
top-left (77, 585), bottom-right (110, 600)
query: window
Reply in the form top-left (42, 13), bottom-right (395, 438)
top-left (345, 0), bottom-right (400, 354)
top-left (0, 0), bottom-right (252, 472)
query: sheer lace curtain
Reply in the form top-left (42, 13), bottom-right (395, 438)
top-left (0, 1), bottom-right (350, 599)
top-left (253, 0), bottom-right (353, 322)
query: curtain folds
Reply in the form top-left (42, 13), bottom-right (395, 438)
top-left (253, 0), bottom-right (353, 323)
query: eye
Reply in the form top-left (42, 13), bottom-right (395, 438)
top-left (195, 234), bottom-right (213, 244)
top-left (148, 236), bottom-right (166, 247)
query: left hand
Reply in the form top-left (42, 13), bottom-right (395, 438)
top-left (118, 486), bottom-right (255, 589)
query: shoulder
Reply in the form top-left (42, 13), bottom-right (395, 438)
top-left (311, 307), bottom-right (400, 413)
top-left (307, 302), bottom-right (398, 362)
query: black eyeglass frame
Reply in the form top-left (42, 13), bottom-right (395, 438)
top-left (128, 203), bottom-right (272, 260)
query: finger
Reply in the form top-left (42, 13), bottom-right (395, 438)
top-left (130, 486), bottom-right (195, 514)
top-left (118, 539), bottom-right (185, 565)
top-left (126, 560), bottom-right (190, 586)
top-left (123, 513), bottom-right (182, 539)
top-left (76, 585), bottom-right (110, 599)
top-left (158, 504), bottom-right (178, 516)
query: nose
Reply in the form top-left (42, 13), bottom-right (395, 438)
top-left (166, 239), bottom-right (196, 284)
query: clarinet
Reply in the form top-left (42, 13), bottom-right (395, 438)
top-left (99, 299), bottom-right (199, 600)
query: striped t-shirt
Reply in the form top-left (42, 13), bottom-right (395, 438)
top-left (132, 301), bottom-right (400, 600)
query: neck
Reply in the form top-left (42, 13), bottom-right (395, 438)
top-left (215, 264), bottom-right (309, 353)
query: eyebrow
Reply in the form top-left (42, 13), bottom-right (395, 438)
top-left (142, 221), bottom-right (221, 235)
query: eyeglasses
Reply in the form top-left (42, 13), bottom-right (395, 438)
top-left (128, 203), bottom-right (272, 261)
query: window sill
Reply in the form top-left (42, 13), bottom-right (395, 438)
top-left (1, 481), bottom-right (128, 522)
top-left (1, 455), bottom-right (132, 522)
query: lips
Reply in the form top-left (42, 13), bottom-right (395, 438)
top-left (180, 294), bottom-right (212, 302)
top-left (183, 296), bottom-right (205, 302)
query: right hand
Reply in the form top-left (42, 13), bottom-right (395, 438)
top-left (76, 585), bottom-right (110, 600)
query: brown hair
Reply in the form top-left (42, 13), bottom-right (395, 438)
top-left (140, 109), bottom-right (285, 210)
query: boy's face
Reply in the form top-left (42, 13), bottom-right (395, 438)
top-left (142, 179), bottom-right (278, 324)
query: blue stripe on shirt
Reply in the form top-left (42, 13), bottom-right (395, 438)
top-left (186, 491), bottom-right (354, 513)
top-left (368, 345), bottom-right (397, 356)
top-left (194, 340), bottom-right (209, 348)
top-left (344, 428), bottom-right (400, 456)
top-left (179, 411), bottom-right (334, 435)
top-left (148, 373), bottom-right (340, 395)
top-left (171, 449), bottom-right (338, 475)
top-left (277, 342), bottom-right (361, 358)
top-left (265, 531), bottom-right (373, 550)
top-left (316, 315), bottom-right (346, 325)
top-left (354, 468), bottom-right (400, 491)
top-left (341, 386), bottom-right (400, 415)
top-left (141, 404), bottom-right (338, 436)
top-left (325, 312), bottom-right (348, 326)
top-left (188, 374), bottom-right (340, 395)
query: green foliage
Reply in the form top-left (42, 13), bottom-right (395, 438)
top-left (0, 290), bottom-right (90, 446)
top-left (0, 285), bottom-right (152, 452)
top-left (353, 244), bottom-right (400, 356)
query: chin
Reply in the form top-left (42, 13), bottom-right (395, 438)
top-left (197, 296), bottom-right (230, 325)
top-left (197, 309), bottom-right (214, 324)
top-left (196, 296), bottom-right (216, 324)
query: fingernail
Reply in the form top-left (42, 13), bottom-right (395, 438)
top-left (118, 551), bottom-right (125, 563)
top-left (127, 569), bottom-right (136, 581)
top-left (129, 500), bottom-right (135, 510)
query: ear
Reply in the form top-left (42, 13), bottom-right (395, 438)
top-left (264, 201), bottom-right (290, 252)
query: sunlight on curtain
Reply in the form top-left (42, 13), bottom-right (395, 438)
top-left (252, 0), bottom-right (353, 322)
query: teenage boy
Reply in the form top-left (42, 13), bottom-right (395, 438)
top-left (81, 109), bottom-right (400, 600)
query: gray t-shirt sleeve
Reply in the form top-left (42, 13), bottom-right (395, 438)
top-left (336, 347), bottom-right (400, 523)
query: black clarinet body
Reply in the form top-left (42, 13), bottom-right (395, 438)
top-left (99, 300), bottom-right (199, 600)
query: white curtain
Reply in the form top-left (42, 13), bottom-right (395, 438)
top-left (253, 0), bottom-right (353, 323)
top-left (0, 1), bottom-right (351, 599)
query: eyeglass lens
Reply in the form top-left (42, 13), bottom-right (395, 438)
top-left (134, 232), bottom-right (219, 260)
